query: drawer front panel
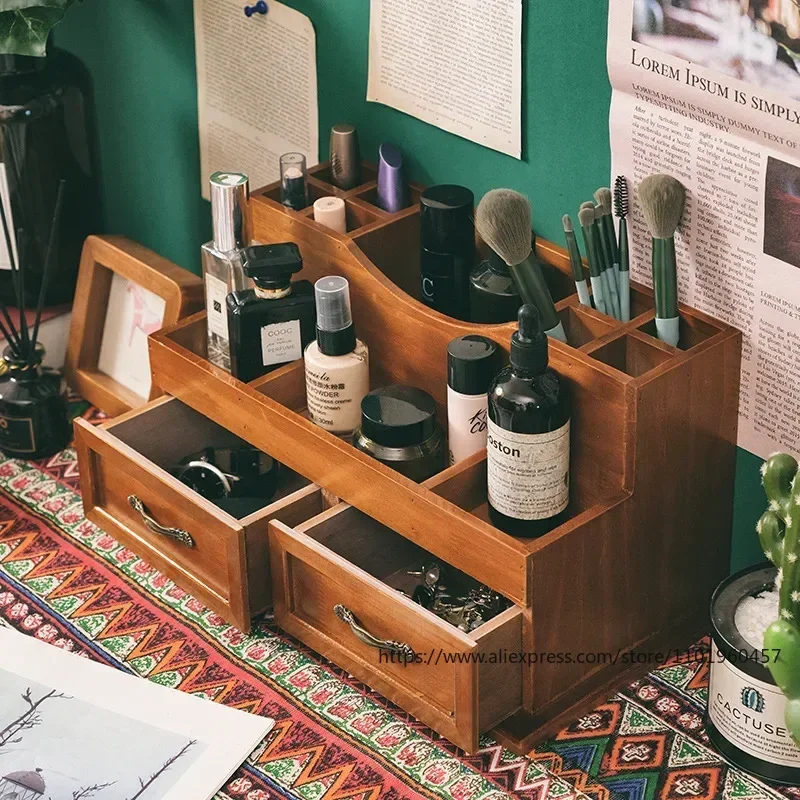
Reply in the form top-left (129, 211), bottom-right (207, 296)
top-left (270, 521), bottom-right (483, 750)
top-left (76, 419), bottom-right (249, 628)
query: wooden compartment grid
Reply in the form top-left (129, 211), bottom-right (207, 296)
top-left (148, 161), bottom-right (742, 753)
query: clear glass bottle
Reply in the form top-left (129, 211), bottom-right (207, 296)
top-left (202, 171), bottom-right (250, 371)
top-left (304, 276), bottom-right (369, 437)
top-left (227, 243), bottom-right (316, 382)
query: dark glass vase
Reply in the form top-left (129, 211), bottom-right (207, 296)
top-left (0, 46), bottom-right (102, 307)
top-left (0, 346), bottom-right (70, 460)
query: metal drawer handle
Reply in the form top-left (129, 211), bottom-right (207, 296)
top-left (128, 495), bottom-right (195, 548)
top-left (334, 604), bottom-right (414, 660)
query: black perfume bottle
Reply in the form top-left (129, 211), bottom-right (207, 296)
top-left (0, 345), bottom-right (70, 459)
top-left (227, 243), bottom-right (316, 382)
top-left (469, 248), bottom-right (521, 323)
top-left (487, 305), bottom-right (571, 538)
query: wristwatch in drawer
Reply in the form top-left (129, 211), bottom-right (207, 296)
top-left (174, 447), bottom-right (280, 501)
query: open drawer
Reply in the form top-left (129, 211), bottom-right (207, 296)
top-left (74, 396), bottom-right (333, 631)
top-left (270, 503), bottom-right (523, 753)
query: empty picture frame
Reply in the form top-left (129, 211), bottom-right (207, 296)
top-left (66, 236), bottom-right (204, 416)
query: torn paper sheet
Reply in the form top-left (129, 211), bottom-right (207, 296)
top-left (194, 0), bottom-right (319, 198)
top-left (367, 0), bottom-right (522, 159)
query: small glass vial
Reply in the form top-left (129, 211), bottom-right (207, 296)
top-left (227, 243), bottom-right (317, 382)
top-left (202, 172), bottom-right (250, 372)
top-left (354, 385), bottom-right (445, 482)
top-left (304, 276), bottom-right (369, 437)
top-left (280, 153), bottom-right (309, 211)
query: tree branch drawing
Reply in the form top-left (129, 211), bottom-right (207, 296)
top-left (0, 687), bottom-right (69, 752)
top-left (72, 782), bottom-right (115, 799)
top-left (126, 739), bottom-right (196, 800)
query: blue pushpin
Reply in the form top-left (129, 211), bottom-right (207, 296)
top-left (244, 1), bottom-right (267, 16)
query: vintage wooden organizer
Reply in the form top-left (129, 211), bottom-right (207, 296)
top-left (142, 162), bottom-right (742, 753)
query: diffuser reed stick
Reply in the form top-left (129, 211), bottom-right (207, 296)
top-left (562, 215), bottom-right (591, 308)
top-left (613, 176), bottom-right (631, 323)
top-left (577, 207), bottom-right (608, 316)
top-left (638, 173), bottom-right (686, 347)
top-left (476, 189), bottom-right (566, 342)
top-left (29, 180), bottom-right (65, 366)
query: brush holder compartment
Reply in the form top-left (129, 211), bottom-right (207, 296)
top-left (143, 161), bottom-right (743, 754)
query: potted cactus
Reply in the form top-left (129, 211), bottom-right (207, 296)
top-left (706, 453), bottom-right (800, 784)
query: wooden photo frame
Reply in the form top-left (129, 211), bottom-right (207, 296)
top-left (66, 235), bottom-right (204, 417)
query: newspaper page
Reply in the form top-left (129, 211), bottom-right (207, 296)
top-left (367, 0), bottom-right (522, 158)
top-left (608, 0), bottom-right (800, 460)
top-left (194, 0), bottom-right (319, 199)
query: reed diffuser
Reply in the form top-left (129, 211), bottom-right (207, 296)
top-left (0, 179), bottom-right (70, 459)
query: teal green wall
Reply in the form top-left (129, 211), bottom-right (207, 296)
top-left (57, 0), bottom-right (766, 572)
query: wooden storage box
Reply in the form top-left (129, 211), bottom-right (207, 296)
top-left (144, 162), bottom-right (742, 752)
top-left (74, 396), bottom-right (333, 631)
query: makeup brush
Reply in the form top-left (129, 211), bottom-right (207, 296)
top-left (578, 206), bottom-right (608, 316)
top-left (562, 215), bottom-right (591, 308)
top-left (580, 201), bottom-right (616, 313)
top-left (614, 176), bottom-right (631, 323)
top-left (638, 173), bottom-right (686, 347)
top-left (594, 205), bottom-right (621, 320)
top-left (595, 188), bottom-right (619, 271)
top-left (476, 189), bottom-right (566, 342)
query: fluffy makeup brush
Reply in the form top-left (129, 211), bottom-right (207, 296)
top-left (613, 176), bottom-right (630, 322)
top-left (638, 173), bottom-right (686, 347)
top-left (577, 206), bottom-right (608, 316)
top-left (562, 215), bottom-right (591, 308)
top-left (476, 189), bottom-right (565, 341)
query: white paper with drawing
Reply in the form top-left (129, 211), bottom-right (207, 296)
top-left (608, 0), bottom-right (800, 459)
top-left (0, 629), bottom-right (272, 800)
top-left (367, 0), bottom-right (522, 159)
top-left (194, 0), bottom-right (319, 199)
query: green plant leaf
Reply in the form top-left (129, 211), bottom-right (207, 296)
top-left (0, 1), bottom-right (80, 57)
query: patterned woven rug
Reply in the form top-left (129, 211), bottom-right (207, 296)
top-left (0, 406), bottom-right (798, 800)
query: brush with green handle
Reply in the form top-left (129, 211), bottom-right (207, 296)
top-left (758, 453), bottom-right (800, 745)
top-left (476, 189), bottom-right (566, 342)
top-left (594, 204), bottom-right (621, 320)
top-left (595, 188), bottom-right (622, 318)
top-left (614, 176), bottom-right (631, 323)
top-left (582, 201), bottom-right (618, 319)
top-left (638, 174), bottom-right (685, 347)
top-left (562, 215), bottom-right (591, 308)
top-left (578, 206), bottom-right (608, 317)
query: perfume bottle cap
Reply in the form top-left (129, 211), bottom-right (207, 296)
top-left (209, 172), bottom-right (250, 252)
top-left (448, 335), bottom-right (500, 396)
top-left (243, 243), bottom-right (302, 288)
top-left (420, 185), bottom-right (474, 254)
top-left (314, 276), bottom-right (357, 355)
top-left (360, 385), bottom-right (439, 448)
top-left (377, 142), bottom-right (408, 213)
top-left (511, 304), bottom-right (548, 373)
top-left (330, 124), bottom-right (361, 190)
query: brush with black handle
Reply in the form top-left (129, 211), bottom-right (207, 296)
top-left (476, 189), bottom-right (566, 342)
top-left (613, 176), bottom-right (630, 323)
top-left (577, 206), bottom-right (608, 317)
top-left (638, 173), bottom-right (686, 347)
top-left (562, 215), bottom-right (591, 308)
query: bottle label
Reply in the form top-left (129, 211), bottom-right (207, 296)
top-left (447, 387), bottom-right (489, 465)
top-left (709, 654), bottom-right (800, 767)
top-left (304, 346), bottom-right (369, 435)
top-left (487, 419), bottom-right (570, 520)
top-left (205, 273), bottom-right (229, 339)
top-left (261, 320), bottom-right (302, 366)
top-left (0, 413), bottom-right (36, 454)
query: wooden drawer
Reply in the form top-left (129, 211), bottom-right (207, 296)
top-left (270, 504), bottom-right (523, 752)
top-left (75, 396), bottom-right (331, 632)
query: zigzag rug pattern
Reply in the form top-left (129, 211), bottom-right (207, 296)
top-left (0, 444), bottom-right (795, 800)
